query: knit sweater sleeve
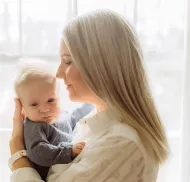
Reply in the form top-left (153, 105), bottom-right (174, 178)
top-left (70, 103), bottom-right (95, 130)
top-left (24, 119), bottom-right (73, 167)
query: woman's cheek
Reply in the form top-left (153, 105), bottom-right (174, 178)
top-left (65, 66), bottom-right (72, 81)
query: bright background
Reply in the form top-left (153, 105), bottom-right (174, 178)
top-left (0, 0), bottom-right (185, 181)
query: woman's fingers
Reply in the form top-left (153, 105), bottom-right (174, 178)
top-left (10, 98), bottom-right (25, 154)
top-left (13, 98), bottom-right (23, 122)
top-left (12, 98), bottom-right (24, 138)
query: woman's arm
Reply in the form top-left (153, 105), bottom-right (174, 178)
top-left (11, 136), bottom-right (145, 182)
top-left (9, 137), bottom-right (33, 169)
top-left (9, 99), bottom-right (44, 181)
top-left (9, 99), bottom-right (33, 170)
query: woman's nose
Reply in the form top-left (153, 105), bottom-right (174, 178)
top-left (56, 67), bottom-right (62, 78)
top-left (56, 65), bottom-right (66, 80)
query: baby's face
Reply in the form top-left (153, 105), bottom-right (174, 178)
top-left (18, 77), bottom-right (61, 124)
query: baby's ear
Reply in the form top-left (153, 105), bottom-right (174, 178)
top-left (21, 107), bottom-right (26, 119)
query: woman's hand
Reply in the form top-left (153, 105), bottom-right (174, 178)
top-left (8, 98), bottom-right (33, 170)
top-left (9, 98), bottom-right (25, 155)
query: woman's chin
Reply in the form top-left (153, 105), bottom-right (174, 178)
top-left (68, 93), bottom-right (81, 102)
top-left (69, 95), bottom-right (78, 102)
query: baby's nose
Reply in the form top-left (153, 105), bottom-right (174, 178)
top-left (40, 107), bottom-right (50, 113)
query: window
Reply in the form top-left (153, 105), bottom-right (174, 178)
top-left (0, 0), bottom-right (185, 181)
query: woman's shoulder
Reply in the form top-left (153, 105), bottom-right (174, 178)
top-left (97, 120), bottom-right (143, 160)
top-left (108, 121), bottom-right (140, 144)
top-left (108, 121), bottom-right (156, 159)
top-left (106, 120), bottom-right (158, 176)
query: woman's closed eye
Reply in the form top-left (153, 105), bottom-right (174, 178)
top-left (61, 56), bottom-right (72, 65)
top-left (65, 59), bottom-right (72, 65)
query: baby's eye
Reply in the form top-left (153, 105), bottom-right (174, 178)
top-left (48, 98), bottom-right (55, 103)
top-left (31, 103), bottom-right (38, 107)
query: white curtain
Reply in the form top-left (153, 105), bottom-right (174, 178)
top-left (180, 0), bottom-right (190, 181)
top-left (0, 0), bottom-right (187, 181)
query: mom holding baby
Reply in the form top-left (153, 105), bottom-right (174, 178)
top-left (9, 10), bottom-right (169, 182)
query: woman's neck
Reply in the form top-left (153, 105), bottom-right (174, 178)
top-left (95, 102), bottom-right (107, 113)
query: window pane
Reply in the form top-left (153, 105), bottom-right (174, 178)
top-left (157, 136), bottom-right (180, 182)
top-left (0, 63), bottom-right (18, 128)
top-left (21, 0), bottom-right (68, 55)
top-left (77, 0), bottom-right (135, 23)
top-left (0, 0), bottom-right (19, 55)
top-left (137, 1), bottom-right (185, 182)
top-left (0, 1), bottom-right (185, 182)
top-left (137, 0), bottom-right (184, 131)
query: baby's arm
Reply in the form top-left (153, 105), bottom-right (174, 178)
top-left (70, 103), bottom-right (95, 130)
top-left (24, 120), bottom-right (81, 167)
top-left (59, 141), bottom-right (86, 159)
top-left (72, 142), bottom-right (86, 159)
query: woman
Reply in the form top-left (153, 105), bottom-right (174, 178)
top-left (9, 10), bottom-right (169, 182)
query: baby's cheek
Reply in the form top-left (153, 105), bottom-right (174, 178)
top-left (26, 113), bottom-right (39, 122)
top-left (55, 105), bottom-right (61, 116)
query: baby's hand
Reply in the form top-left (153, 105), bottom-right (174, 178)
top-left (72, 141), bottom-right (86, 159)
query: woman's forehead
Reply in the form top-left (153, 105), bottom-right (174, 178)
top-left (60, 40), bottom-right (70, 56)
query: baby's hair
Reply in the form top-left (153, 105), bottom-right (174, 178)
top-left (14, 58), bottom-right (56, 97)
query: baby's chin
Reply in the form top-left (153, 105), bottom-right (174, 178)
top-left (47, 117), bottom-right (57, 125)
top-left (42, 116), bottom-right (57, 125)
top-left (27, 116), bottom-right (57, 125)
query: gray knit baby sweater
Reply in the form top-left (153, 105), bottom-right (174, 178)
top-left (24, 103), bottom-right (94, 180)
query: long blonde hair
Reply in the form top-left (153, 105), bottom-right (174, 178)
top-left (63, 10), bottom-right (169, 164)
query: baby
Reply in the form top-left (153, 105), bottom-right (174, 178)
top-left (14, 61), bottom-right (87, 180)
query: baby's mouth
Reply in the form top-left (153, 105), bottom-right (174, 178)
top-left (43, 116), bottom-right (53, 120)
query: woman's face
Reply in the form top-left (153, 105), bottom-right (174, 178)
top-left (56, 40), bottom-right (95, 103)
